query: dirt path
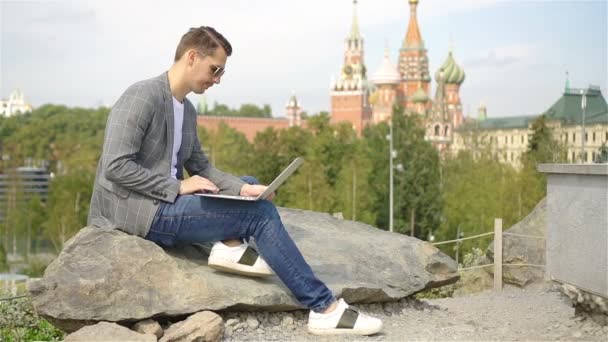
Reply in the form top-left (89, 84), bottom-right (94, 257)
top-left (224, 284), bottom-right (608, 341)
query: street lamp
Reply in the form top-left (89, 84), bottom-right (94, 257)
top-left (580, 89), bottom-right (587, 163)
top-left (386, 121), bottom-right (403, 233)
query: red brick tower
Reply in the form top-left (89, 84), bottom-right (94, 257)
top-left (397, 0), bottom-right (431, 108)
top-left (330, 0), bottom-right (372, 134)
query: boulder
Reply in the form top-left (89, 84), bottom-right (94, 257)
top-left (159, 311), bottom-right (223, 342)
top-left (28, 207), bottom-right (458, 332)
top-left (64, 321), bottom-right (156, 342)
top-left (486, 198), bottom-right (546, 286)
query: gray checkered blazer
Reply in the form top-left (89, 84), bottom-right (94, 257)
top-left (87, 72), bottom-right (245, 237)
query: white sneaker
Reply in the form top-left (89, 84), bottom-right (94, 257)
top-left (308, 298), bottom-right (383, 336)
top-left (208, 241), bottom-right (274, 277)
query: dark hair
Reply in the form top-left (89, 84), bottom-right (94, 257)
top-left (174, 26), bottom-right (232, 62)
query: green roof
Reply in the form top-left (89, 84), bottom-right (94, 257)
top-left (543, 87), bottom-right (608, 126)
top-left (458, 86), bottom-right (608, 131)
top-left (479, 115), bottom-right (537, 130)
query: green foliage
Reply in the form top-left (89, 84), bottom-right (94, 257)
top-left (0, 104), bottom-right (108, 173)
top-left (362, 107), bottom-right (442, 237)
top-left (595, 143), bottom-right (608, 163)
top-left (0, 296), bottom-right (64, 341)
top-left (415, 248), bottom-right (489, 299)
top-left (0, 244), bottom-right (7, 272)
top-left (21, 258), bottom-right (50, 278)
top-left (203, 101), bottom-right (272, 118)
top-left (45, 170), bottom-right (94, 252)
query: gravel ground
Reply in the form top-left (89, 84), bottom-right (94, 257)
top-left (220, 283), bottom-right (608, 341)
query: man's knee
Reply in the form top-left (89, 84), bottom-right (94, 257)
top-left (241, 176), bottom-right (260, 185)
top-left (257, 200), bottom-right (280, 220)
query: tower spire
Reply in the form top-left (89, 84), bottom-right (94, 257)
top-left (350, 0), bottom-right (361, 39)
top-left (565, 71), bottom-right (570, 92)
top-left (404, 0), bottom-right (423, 48)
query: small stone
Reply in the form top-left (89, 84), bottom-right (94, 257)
top-left (224, 326), bottom-right (233, 337)
top-left (281, 316), bottom-right (294, 326)
top-left (553, 323), bottom-right (560, 329)
top-left (234, 322), bottom-right (248, 331)
top-left (247, 317), bottom-right (260, 330)
top-left (225, 318), bottom-right (239, 327)
top-left (269, 315), bottom-right (281, 325)
top-left (572, 331), bottom-right (582, 338)
top-left (132, 319), bottom-right (164, 338)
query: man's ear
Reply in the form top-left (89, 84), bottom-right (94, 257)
top-left (187, 49), bottom-right (197, 67)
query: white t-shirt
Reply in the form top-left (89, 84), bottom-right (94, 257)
top-left (171, 96), bottom-right (184, 179)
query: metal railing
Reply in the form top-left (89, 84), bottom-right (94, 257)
top-left (432, 218), bottom-right (546, 290)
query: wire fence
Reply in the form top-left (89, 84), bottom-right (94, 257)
top-left (432, 218), bottom-right (546, 290)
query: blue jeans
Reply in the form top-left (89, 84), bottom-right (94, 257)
top-left (145, 176), bottom-right (335, 313)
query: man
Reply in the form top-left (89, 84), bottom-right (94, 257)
top-left (88, 26), bottom-right (382, 336)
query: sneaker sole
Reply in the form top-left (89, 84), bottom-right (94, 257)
top-left (208, 258), bottom-right (273, 278)
top-left (307, 325), bottom-right (383, 336)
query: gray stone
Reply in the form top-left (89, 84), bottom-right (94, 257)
top-left (487, 198), bottom-right (546, 287)
top-left (225, 318), bottom-right (239, 327)
top-left (133, 319), bottom-right (163, 338)
top-left (28, 208), bottom-right (458, 332)
top-left (159, 311), bottom-right (223, 342)
top-left (281, 316), bottom-right (294, 326)
top-left (64, 322), bottom-right (156, 342)
top-left (246, 316), bottom-right (259, 330)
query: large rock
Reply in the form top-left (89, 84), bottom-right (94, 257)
top-left (28, 207), bottom-right (458, 332)
top-left (159, 311), bottom-right (223, 342)
top-left (64, 322), bottom-right (156, 341)
top-left (487, 198), bottom-right (546, 286)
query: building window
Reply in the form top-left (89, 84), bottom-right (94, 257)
top-left (445, 125), bottom-right (449, 136)
top-left (511, 136), bottom-right (514, 144)
top-left (573, 133), bottom-right (576, 143)
top-left (435, 125), bottom-right (440, 136)
top-left (593, 132), bottom-right (596, 142)
top-left (606, 132), bottom-right (608, 142)
top-left (504, 136), bottom-right (508, 144)
top-left (593, 151), bottom-right (596, 162)
top-left (565, 134), bottom-right (568, 143)
top-left (572, 151), bottom-right (575, 161)
top-left (585, 132), bottom-right (588, 142)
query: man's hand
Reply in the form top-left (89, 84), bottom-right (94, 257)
top-left (179, 176), bottom-right (219, 195)
top-left (240, 184), bottom-right (275, 201)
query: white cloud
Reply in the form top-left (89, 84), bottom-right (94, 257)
top-left (463, 44), bottom-right (535, 70)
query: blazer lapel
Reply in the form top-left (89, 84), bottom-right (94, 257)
top-left (160, 72), bottom-right (175, 174)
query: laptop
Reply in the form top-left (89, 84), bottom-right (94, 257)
top-left (194, 157), bottom-right (304, 201)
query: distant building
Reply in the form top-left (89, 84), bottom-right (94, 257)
top-left (0, 167), bottom-right (51, 222)
top-left (197, 92), bottom-right (307, 142)
top-left (451, 85), bottom-right (608, 167)
top-left (0, 90), bottom-right (33, 117)
top-left (332, 0), bottom-right (465, 149)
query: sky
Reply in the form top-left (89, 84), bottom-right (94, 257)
top-left (1, 0), bottom-right (606, 119)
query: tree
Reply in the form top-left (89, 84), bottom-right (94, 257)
top-left (519, 114), bottom-right (567, 216)
top-left (44, 170), bottom-right (94, 252)
top-left (391, 107), bottom-right (442, 239)
top-left (595, 143), bottom-right (608, 163)
top-left (197, 122), bottom-right (253, 176)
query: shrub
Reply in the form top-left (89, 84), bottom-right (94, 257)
top-left (0, 294), bottom-right (64, 341)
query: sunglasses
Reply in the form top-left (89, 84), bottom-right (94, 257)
top-left (196, 50), bottom-right (225, 78)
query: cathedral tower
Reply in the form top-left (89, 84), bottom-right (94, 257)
top-left (397, 0), bottom-right (431, 108)
top-left (330, 0), bottom-right (372, 134)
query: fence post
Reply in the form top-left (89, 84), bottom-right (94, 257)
top-left (494, 218), bottom-right (503, 291)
